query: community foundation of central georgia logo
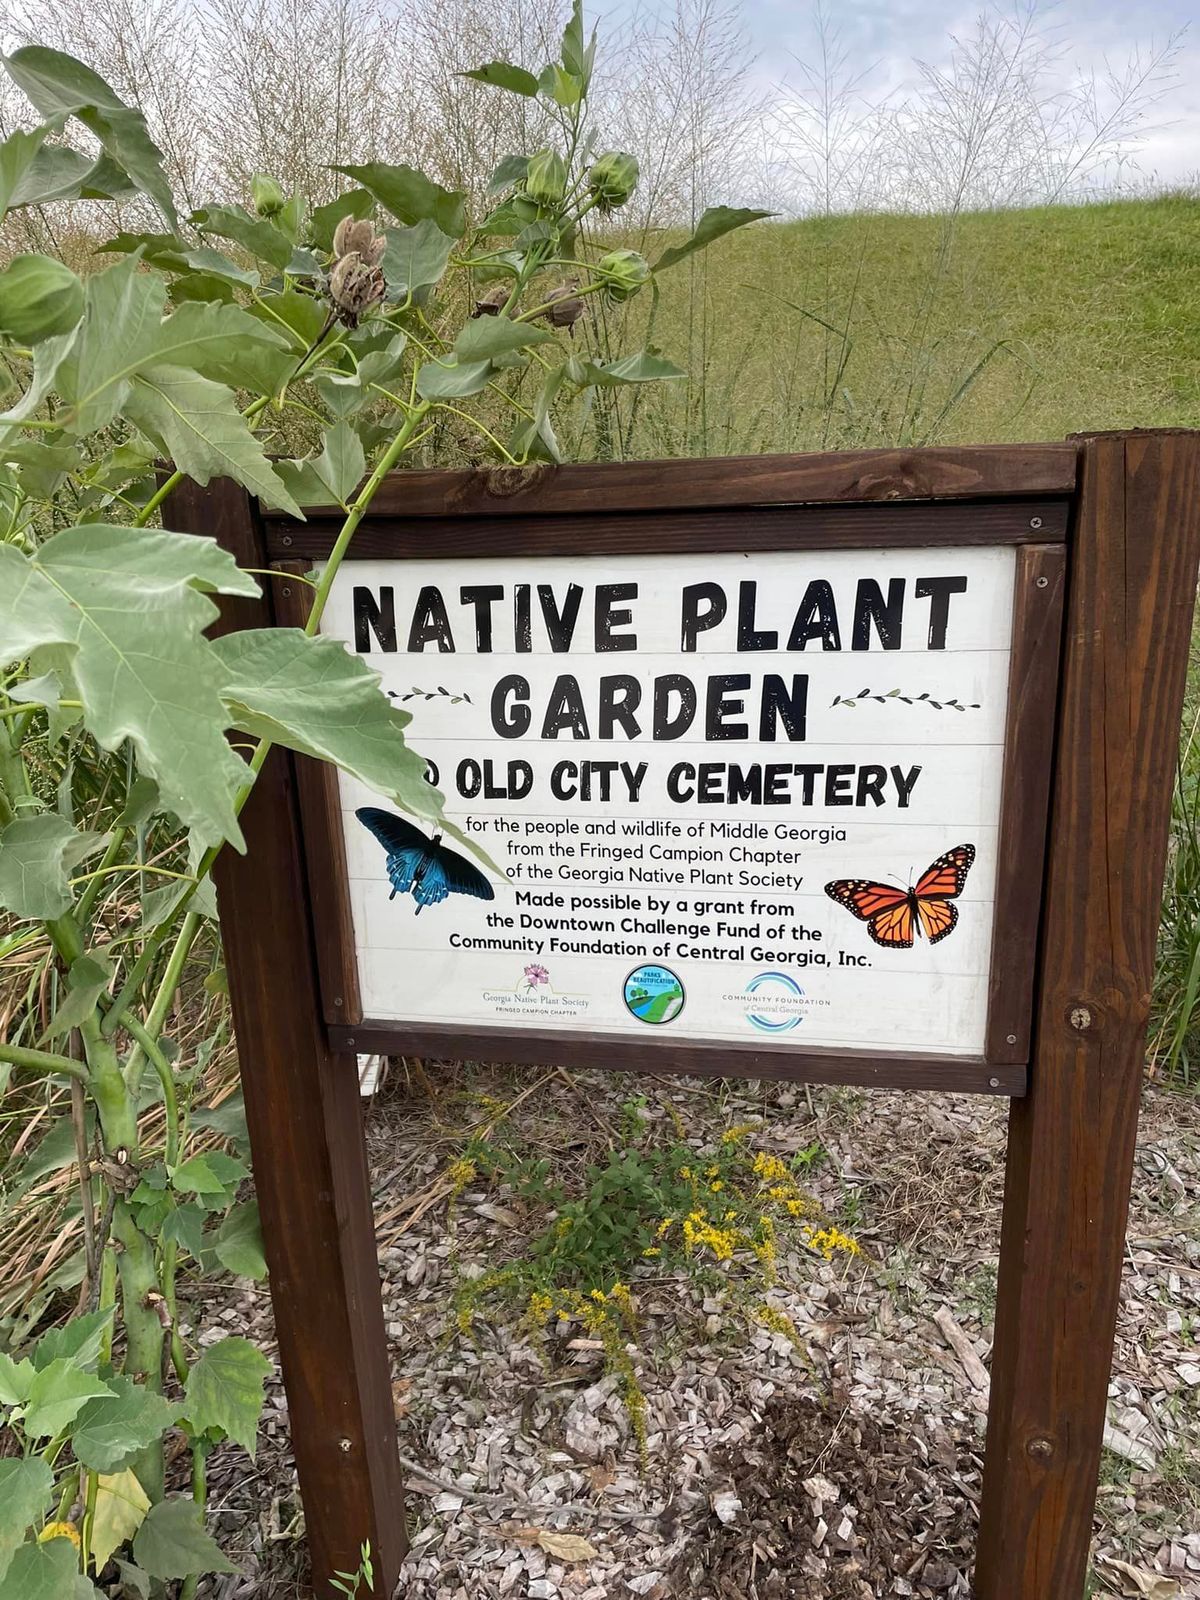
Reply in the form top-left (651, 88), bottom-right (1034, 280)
top-left (623, 964), bottom-right (685, 1024)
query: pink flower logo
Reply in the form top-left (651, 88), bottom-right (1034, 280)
top-left (522, 963), bottom-right (550, 992)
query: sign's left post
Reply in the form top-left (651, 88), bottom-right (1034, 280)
top-left (162, 476), bottom-right (407, 1596)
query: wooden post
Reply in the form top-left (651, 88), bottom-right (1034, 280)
top-left (163, 477), bottom-right (407, 1597)
top-left (977, 431), bottom-right (1200, 1598)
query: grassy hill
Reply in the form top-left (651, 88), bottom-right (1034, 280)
top-left (614, 195), bottom-right (1200, 460)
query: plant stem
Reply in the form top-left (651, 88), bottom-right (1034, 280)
top-left (0, 1040), bottom-right (89, 1081)
top-left (122, 1013), bottom-right (180, 1165)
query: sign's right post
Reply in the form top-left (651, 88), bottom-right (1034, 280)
top-left (977, 430), bottom-right (1200, 1597)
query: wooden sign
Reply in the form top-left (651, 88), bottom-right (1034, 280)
top-left (166, 431), bottom-right (1200, 1600)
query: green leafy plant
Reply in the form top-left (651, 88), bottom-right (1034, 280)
top-left (0, 4), bottom-right (766, 1589)
top-left (449, 1118), bottom-right (857, 1459)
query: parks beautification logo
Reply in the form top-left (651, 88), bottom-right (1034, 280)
top-left (623, 964), bottom-right (685, 1024)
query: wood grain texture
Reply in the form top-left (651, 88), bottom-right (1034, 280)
top-left (976, 431), bottom-right (1200, 1599)
top-left (273, 564), bottom-right (364, 1027)
top-left (163, 478), bottom-right (405, 1596)
top-left (260, 443), bottom-right (1077, 521)
top-left (329, 1022), bottom-right (1024, 1095)
top-left (985, 544), bottom-right (1067, 1062)
top-left (264, 497), bottom-right (1069, 559)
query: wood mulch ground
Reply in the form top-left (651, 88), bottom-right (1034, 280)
top-left (188, 1064), bottom-right (1200, 1600)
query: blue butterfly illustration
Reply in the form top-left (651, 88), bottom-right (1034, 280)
top-left (356, 807), bottom-right (495, 915)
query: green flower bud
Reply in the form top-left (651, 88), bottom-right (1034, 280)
top-left (0, 254), bottom-right (84, 343)
top-left (596, 248), bottom-right (650, 303)
top-left (588, 151), bottom-right (639, 211)
top-left (524, 148), bottom-right (568, 208)
top-left (250, 173), bottom-right (286, 218)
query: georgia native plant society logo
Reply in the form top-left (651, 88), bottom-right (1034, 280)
top-left (481, 965), bottom-right (590, 1020)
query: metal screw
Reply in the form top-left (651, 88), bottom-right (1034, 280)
top-left (1006, 1033), bottom-right (1017, 1045)
top-left (345, 1036), bottom-right (356, 1049)
top-left (1069, 1005), bottom-right (1092, 1031)
top-left (1027, 1436), bottom-right (1055, 1462)
top-left (1036, 576), bottom-right (1048, 588)
top-left (338, 1438), bottom-right (353, 1453)
top-left (280, 586), bottom-right (291, 597)
top-left (333, 996), bottom-right (343, 1008)
top-left (1029, 515), bottom-right (1043, 530)
top-left (281, 534), bottom-right (293, 546)
top-left (989, 1077), bottom-right (1000, 1089)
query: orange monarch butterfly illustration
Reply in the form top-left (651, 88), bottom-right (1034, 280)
top-left (824, 843), bottom-right (976, 948)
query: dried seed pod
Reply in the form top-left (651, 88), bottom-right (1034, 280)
top-left (332, 215), bottom-right (386, 268)
top-left (329, 252), bottom-right (386, 327)
top-left (473, 281), bottom-right (509, 318)
top-left (543, 278), bottom-right (584, 331)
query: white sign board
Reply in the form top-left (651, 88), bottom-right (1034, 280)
top-left (322, 546), bottom-right (1016, 1057)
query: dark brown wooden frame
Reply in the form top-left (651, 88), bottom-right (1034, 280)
top-left (165, 432), bottom-right (1200, 1599)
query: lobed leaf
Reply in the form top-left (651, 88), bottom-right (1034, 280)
top-left (214, 1200), bottom-right (268, 1280)
top-left (212, 627), bottom-right (445, 821)
top-left (651, 205), bottom-right (775, 272)
top-left (71, 1377), bottom-right (181, 1474)
top-left (132, 1498), bottom-right (236, 1580)
top-left (333, 162), bottom-right (466, 239)
top-left (0, 1459), bottom-right (53, 1582)
top-left (383, 218), bottom-right (455, 299)
top-left (0, 813), bottom-right (106, 921)
top-left (23, 1359), bottom-right (114, 1438)
top-left (0, 1534), bottom-right (100, 1600)
top-left (183, 1336), bottom-right (270, 1458)
top-left (455, 314), bottom-right (552, 363)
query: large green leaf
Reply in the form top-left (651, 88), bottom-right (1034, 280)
top-left (0, 126), bottom-right (47, 220)
top-left (651, 205), bottom-right (775, 272)
top-left (0, 1459), bottom-right (52, 1582)
top-left (333, 162), bottom-right (466, 239)
top-left (214, 1200), bottom-right (267, 1280)
top-left (125, 366), bottom-right (303, 517)
top-left (132, 1498), bottom-right (236, 1580)
top-left (4, 139), bottom-right (136, 211)
top-left (139, 300), bottom-right (295, 394)
top-left (55, 253), bottom-right (166, 435)
top-left (565, 349), bottom-right (686, 385)
top-left (415, 356), bottom-right (492, 399)
top-left (455, 314), bottom-right (552, 362)
top-left (183, 1336), bottom-right (269, 1458)
top-left (23, 1359), bottom-right (114, 1438)
top-left (0, 526), bottom-right (259, 850)
top-left (3, 48), bottom-right (176, 227)
top-left (0, 1352), bottom-right (35, 1405)
top-left (0, 813), bottom-right (106, 921)
top-left (71, 1376), bottom-right (181, 1473)
top-left (190, 204), bottom-right (292, 271)
top-left (32, 1305), bottom-right (113, 1370)
top-left (461, 61), bottom-right (540, 96)
top-left (0, 1535), bottom-right (100, 1600)
top-left (273, 421), bottom-right (365, 509)
top-left (383, 219), bottom-right (455, 299)
top-left (212, 627), bottom-right (445, 818)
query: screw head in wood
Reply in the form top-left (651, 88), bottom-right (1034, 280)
top-left (1036, 576), bottom-right (1048, 588)
top-left (338, 1437), bottom-right (353, 1453)
top-left (281, 534), bottom-right (292, 546)
top-left (280, 586), bottom-right (291, 597)
top-left (1029, 515), bottom-right (1043, 529)
top-left (1069, 1005), bottom-right (1092, 1031)
top-left (1006, 1033), bottom-right (1017, 1045)
top-left (345, 1036), bottom-right (356, 1049)
top-left (989, 1077), bottom-right (1000, 1088)
top-left (1027, 1435), bottom-right (1055, 1461)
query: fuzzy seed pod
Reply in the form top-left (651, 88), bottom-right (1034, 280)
top-left (596, 248), bottom-right (650, 303)
top-left (588, 151), bottom-right (639, 211)
top-left (524, 148), bottom-right (568, 208)
top-left (250, 173), bottom-right (286, 218)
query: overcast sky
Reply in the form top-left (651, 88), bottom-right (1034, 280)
top-left (606, 0), bottom-right (1199, 190)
